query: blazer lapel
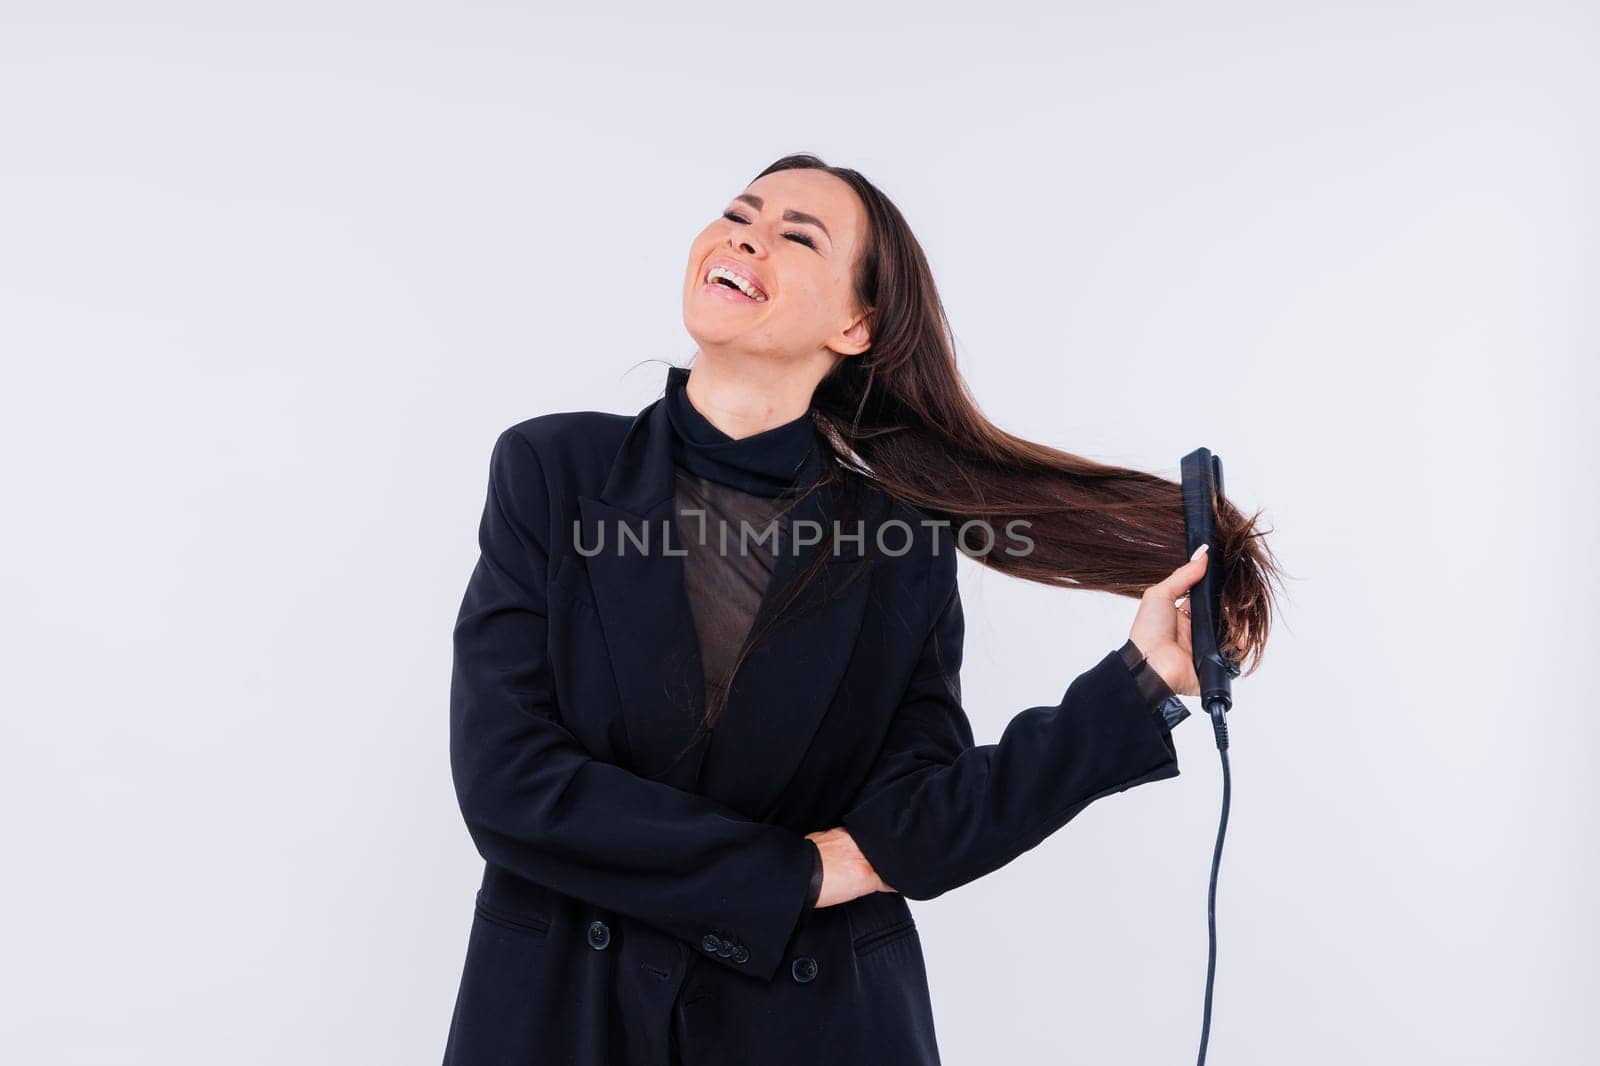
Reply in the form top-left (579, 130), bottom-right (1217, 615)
top-left (573, 382), bottom-right (877, 816)
top-left (694, 473), bottom-right (876, 818)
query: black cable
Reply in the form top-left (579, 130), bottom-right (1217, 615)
top-left (1196, 700), bottom-right (1230, 1065)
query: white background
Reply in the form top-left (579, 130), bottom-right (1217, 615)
top-left (2, 3), bottom-right (1594, 1063)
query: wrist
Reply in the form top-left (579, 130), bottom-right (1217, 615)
top-left (1144, 646), bottom-right (1187, 694)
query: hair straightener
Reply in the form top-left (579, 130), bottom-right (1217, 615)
top-left (1180, 446), bottom-right (1243, 1065)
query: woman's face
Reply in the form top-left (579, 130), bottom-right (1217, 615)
top-left (682, 168), bottom-right (871, 364)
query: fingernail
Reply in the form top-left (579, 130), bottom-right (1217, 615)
top-left (1191, 544), bottom-right (1209, 561)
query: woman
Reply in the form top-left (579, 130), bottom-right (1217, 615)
top-left (442, 154), bottom-right (1281, 1066)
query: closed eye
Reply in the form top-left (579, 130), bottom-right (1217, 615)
top-left (722, 211), bottom-right (819, 251)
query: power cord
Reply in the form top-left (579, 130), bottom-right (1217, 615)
top-left (1196, 700), bottom-right (1231, 1065)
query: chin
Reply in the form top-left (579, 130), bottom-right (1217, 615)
top-left (683, 305), bottom-right (753, 349)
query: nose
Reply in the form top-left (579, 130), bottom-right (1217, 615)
top-left (726, 230), bottom-right (765, 258)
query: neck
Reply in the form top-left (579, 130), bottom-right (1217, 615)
top-left (682, 349), bottom-right (833, 440)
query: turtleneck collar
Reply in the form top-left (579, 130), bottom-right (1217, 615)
top-left (663, 365), bottom-right (819, 498)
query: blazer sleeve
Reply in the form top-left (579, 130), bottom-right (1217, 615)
top-left (1118, 637), bottom-right (1193, 731)
top-left (449, 425), bottom-right (817, 983)
top-left (840, 540), bottom-right (1183, 900)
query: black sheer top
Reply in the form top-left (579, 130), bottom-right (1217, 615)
top-left (662, 365), bottom-right (1189, 911)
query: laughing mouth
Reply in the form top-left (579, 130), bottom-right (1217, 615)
top-left (704, 264), bottom-right (768, 302)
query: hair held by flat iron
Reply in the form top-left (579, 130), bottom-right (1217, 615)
top-left (723, 153), bottom-right (1285, 695)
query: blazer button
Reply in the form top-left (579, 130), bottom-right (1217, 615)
top-left (716, 938), bottom-right (735, 958)
top-left (791, 955), bottom-right (818, 983)
top-left (701, 933), bottom-right (720, 953)
top-left (731, 945), bottom-right (749, 964)
top-left (586, 920), bottom-right (611, 950)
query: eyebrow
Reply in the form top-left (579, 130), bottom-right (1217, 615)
top-left (733, 193), bottom-right (831, 242)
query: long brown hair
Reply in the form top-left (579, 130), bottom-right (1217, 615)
top-left (684, 153), bottom-right (1284, 739)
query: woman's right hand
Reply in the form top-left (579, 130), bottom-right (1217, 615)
top-left (805, 826), bottom-right (896, 907)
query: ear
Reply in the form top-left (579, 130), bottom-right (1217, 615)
top-left (829, 308), bottom-right (873, 357)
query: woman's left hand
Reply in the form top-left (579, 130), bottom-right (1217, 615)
top-left (1127, 544), bottom-right (1210, 697)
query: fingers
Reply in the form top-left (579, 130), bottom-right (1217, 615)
top-left (1153, 543), bottom-right (1210, 598)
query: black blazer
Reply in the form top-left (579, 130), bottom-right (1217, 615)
top-left (442, 386), bottom-right (1183, 1065)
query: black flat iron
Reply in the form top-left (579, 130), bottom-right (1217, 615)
top-left (1180, 446), bottom-right (1242, 1066)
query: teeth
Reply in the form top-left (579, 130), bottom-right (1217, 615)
top-left (706, 266), bottom-right (767, 301)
